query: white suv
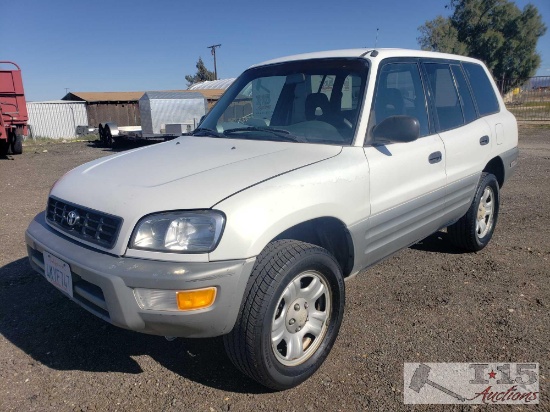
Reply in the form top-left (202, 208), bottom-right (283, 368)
top-left (26, 49), bottom-right (518, 389)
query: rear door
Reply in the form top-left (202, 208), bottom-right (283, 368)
top-left (362, 60), bottom-right (447, 266)
top-left (421, 61), bottom-right (493, 221)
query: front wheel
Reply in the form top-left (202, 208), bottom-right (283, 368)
top-left (448, 172), bottom-right (500, 251)
top-left (224, 240), bottom-right (345, 390)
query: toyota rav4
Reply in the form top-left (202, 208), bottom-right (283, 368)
top-left (26, 49), bottom-right (518, 390)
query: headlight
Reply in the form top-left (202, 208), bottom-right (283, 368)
top-left (130, 211), bottom-right (225, 253)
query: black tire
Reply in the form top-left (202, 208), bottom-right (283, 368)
top-left (105, 126), bottom-right (113, 148)
top-left (11, 134), bottom-right (23, 155)
top-left (448, 172), bottom-right (500, 251)
top-left (224, 239), bottom-right (345, 390)
top-left (98, 124), bottom-right (106, 147)
top-left (0, 139), bottom-right (8, 156)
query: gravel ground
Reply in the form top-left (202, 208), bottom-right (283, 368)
top-left (0, 126), bottom-right (548, 411)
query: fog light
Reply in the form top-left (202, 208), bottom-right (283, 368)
top-left (177, 287), bottom-right (216, 311)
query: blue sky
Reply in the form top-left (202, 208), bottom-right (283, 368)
top-left (4, 0), bottom-right (549, 101)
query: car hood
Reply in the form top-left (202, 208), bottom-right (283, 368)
top-left (51, 136), bottom-right (341, 233)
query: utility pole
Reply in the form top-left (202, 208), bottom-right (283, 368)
top-left (207, 44), bottom-right (221, 80)
top-left (64, 88), bottom-right (69, 95)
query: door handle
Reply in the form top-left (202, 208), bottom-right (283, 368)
top-left (480, 135), bottom-right (490, 146)
top-left (429, 151), bottom-right (442, 164)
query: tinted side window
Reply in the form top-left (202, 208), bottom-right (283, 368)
top-left (451, 65), bottom-right (477, 124)
top-left (373, 63), bottom-right (429, 136)
top-left (424, 63), bottom-right (464, 131)
top-left (462, 62), bottom-right (500, 116)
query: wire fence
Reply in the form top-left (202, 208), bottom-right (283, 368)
top-left (497, 76), bottom-right (550, 121)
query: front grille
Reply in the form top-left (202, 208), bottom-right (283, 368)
top-left (46, 197), bottom-right (122, 249)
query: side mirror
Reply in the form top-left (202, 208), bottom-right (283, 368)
top-left (372, 115), bottom-right (420, 143)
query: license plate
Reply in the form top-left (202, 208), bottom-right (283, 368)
top-left (43, 252), bottom-right (73, 298)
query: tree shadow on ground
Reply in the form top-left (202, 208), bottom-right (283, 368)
top-left (0, 257), bottom-right (268, 394)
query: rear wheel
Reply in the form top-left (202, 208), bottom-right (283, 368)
top-left (224, 240), bottom-right (345, 390)
top-left (11, 134), bottom-right (23, 154)
top-left (448, 172), bottom-right (500, 251)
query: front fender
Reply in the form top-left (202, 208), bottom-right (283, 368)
top-left (209, 147), bottom-right (370, 261)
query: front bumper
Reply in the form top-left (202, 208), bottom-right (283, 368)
top-left (25, 212), bottom-right (255, 338)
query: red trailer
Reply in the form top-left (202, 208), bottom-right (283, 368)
top-left (0, 61), bottom-right (28, 155)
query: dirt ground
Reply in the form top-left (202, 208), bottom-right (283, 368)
top-left (0, 126), bottom-right (548, 411)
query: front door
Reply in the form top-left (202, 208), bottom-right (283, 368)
top-left (362, 60), bottom-right (447, 266)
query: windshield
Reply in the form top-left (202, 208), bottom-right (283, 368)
top-left (196, 58), bottom-right (369, 145)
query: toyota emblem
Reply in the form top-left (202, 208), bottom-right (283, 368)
top-left (66, 210), bottom-right (80, 227)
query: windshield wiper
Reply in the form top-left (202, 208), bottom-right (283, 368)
top-left (192, 127), bottom-right (225, 138)
top-left (223, 127), bottom-right (306, 143)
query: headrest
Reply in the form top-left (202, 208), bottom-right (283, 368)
top-left (305, 93), bottom-right (330, 120)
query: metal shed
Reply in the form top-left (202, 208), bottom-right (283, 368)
top-left (26, 100), bottom-right (88, 139)
top-left (189, 78), bottom-right (235, 90)
top-left (139, 91), bottom-right (208, 135)
top-left (189, 79), bottom-right (235, 110)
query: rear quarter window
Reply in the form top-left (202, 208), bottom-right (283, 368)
top-left (451, 65), bottom-right (477, 124)
top-left (462, 63), bottom-right (500, 116)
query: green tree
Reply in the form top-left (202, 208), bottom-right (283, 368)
top-left (418, 15), bottom-right (468, 55)
top-left (418, 0), bottom-right (546, 90)
top-left (185, 57), bottom-right (215, 87)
